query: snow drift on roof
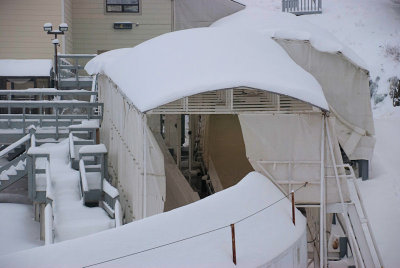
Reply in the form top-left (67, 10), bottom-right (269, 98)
top-left (0, 172), bottom-right (306, 267)
top-left (211, 8), bottom-right (369, 71)
top-left (85, 27), bottom-right (328, 111)
top-left (0, 59), bottom-right (52, 77)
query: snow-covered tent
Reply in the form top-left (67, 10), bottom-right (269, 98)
top-left (86, 25), bottom-right (352, 211)
top-left (212, 8), bottom-right (375, 164)
top-left (85, 22), bottom-right (380, 267)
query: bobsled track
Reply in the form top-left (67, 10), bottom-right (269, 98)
top-left (0, 172), bottom-right (309, 268)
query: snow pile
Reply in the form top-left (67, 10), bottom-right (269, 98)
top-left (211, 7), bottom-right (368, 71)
top-left (0, 172), bottom-right (306, 267)
top-left (86, 27), bottom-right (328, 111)
top-left (0, 59), bottom-right (52, 77)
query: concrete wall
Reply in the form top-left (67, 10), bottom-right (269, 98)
top-left (0, 0), bottom-right (67, 59)
top-left (71, 0), bottom-right (172, 54)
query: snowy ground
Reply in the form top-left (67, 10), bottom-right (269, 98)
top-left (357, 107), bottom-right (400, 268)
top-left (0, 203), bottom-right (43, 255)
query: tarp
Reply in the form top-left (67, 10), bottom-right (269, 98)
top-left (239, 113), bottom-right (350, 204)
top-left (98, 75), bottom-right (166, 222)
top-left (212, 8), bottom-right (375, 161)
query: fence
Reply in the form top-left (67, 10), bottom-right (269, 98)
top-left (282, 0), bottom-right (322, 15)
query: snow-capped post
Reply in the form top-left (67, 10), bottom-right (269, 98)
top-left (291, 190), bottom-right (295, 226)
top-left (231, 223), bottom-right (237, 265)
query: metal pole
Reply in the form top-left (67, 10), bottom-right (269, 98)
top-left (54, 34), bottom-right (58, 89)
top-left (231, 224), bottom-right (237, 265)
top-left (319, 115), bottom-right (325, 268)
top-left (291, 190), bottom-right (296, 225)
top-left (142, 115), bottom-right (147, 219)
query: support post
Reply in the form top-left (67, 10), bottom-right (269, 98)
top-left (320, 115), bottom-right (326, 268)
top-left (231, 223), bottom-right (236, 265)
top-left (291, 190), bottom-right (295, 225)
top-left (142, 115), bottom-right (147, 219)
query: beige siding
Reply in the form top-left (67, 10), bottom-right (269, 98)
top-left (72, 0), bottom-right (172, 54)
top-left (63, 0), bottom-right (73, 54)
top-left (0, 0), bottom-right (69, 60)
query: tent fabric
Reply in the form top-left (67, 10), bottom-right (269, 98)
top-left (85, 27), bottom-right (329, 112)
top-left (173, 0), bottom-right (244, 30)
top-left (239, 113), bottom-right (350, 204)
top-left (211, 8), bottom-right (374, 161)
top-left (276, 40), bottom-right (375, 161)
top-left (98, 75), bottom-right (166, 222)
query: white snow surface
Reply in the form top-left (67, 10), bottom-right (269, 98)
top-left (0, 204), bottom-right (43, 256)
top-left (211, 7), bottom-right (369, 71)
top-left (0, 59), bottom-right (52, 77)
top-left (0, 172), bottom-right (306, 267)
top-left (85, 27), bottom-right (328, 111)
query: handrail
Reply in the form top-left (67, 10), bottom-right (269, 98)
top-left (0, 134), bottom-right (30, 158)
top-left (0, 89), bottom-right (97, 97)
top-left (69, 133), bottom-right (75, 160)
top-left (115, 200), bottom-right (122, 227)
top-left (45, 160), bottom-right (54, 201)
top-left (79, 159), bottom-right (89, 192)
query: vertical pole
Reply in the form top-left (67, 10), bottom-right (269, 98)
top-left (188, 115), bottom-right (192, 185)
top-left (54, 34), bottom-right (58, 90)
top-left (291, 190), bottom-right (295, 225)
top-left (320, 115), bottom-right (325, 268)
top-left (142, 115), bottom-right (147, 219)
top-left (231, 224), bottom-right (237, 265)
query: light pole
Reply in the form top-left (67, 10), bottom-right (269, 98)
top-left (43, 22), bottom-right (68, 89)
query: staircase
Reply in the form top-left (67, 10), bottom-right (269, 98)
top-left (333, 164), bottom-right (384, 268)
top-left (0, 131), bottom-right (34, 192)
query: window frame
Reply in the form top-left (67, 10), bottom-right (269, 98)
top-left (105, 0), bottom-right (140, 14)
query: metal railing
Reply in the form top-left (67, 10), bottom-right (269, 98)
top-left (282, 0), bottom-right (322, 15)
top-left (57, 54), bottom-right (97, 90)
top-left (0, 89), bottom-right (103, 143)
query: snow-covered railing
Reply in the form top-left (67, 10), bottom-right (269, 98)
top-left (27, 147), bottom-right (50, 203)
top-left (79, 159), bottom-right (89, 193)
top-left (0, 89), bottom-right (102, 142)
top-left (44, 160), bottom-right (54, 245)
top-left (57, 54), bottom-right (96, 90)
top-left (69, 132), bottom-right (76, 160)
top-left (102, 179), bottom-right (120, 220)
top-left (0, 134), bottom-right (30, 158)
top-left (282, 0), bottom-right (322, 15)
top-left (44, 203), bottom-right (54, 245)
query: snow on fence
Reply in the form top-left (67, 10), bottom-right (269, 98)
top-left (282, 0), bottom-right (322, 15)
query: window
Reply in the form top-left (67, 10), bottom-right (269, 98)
top-left (106, 0), bottom-right (139, 13)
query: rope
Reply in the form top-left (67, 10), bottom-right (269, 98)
top-left (83, 182), bottom-right (307, 267)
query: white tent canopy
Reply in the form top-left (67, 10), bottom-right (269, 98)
top-left (85, 27), bottom-right (328, 112)
top-left (211, 8), bottom-right (368, 71)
